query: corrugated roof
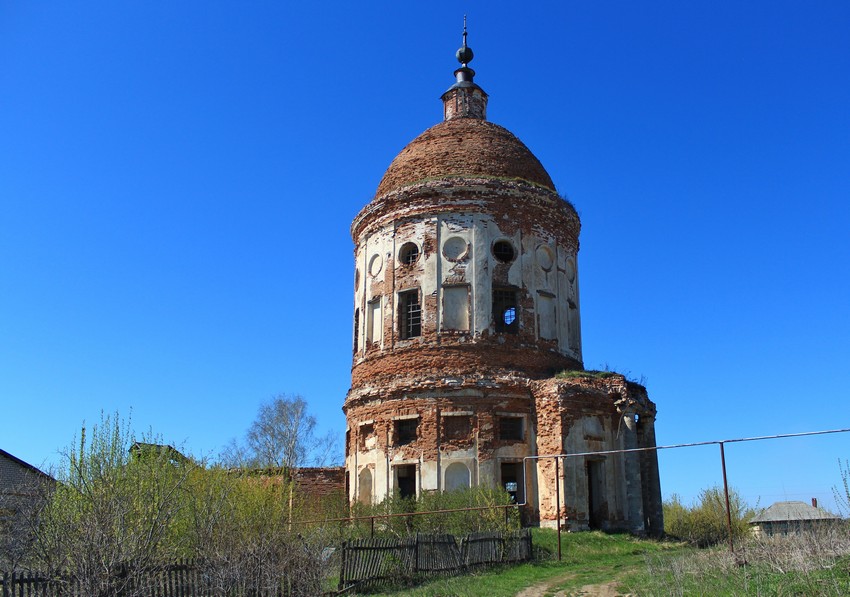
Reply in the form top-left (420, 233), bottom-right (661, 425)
top-left (750, 501), bottom-right (840, 524)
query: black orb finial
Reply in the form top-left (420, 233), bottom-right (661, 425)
top-left (456, 15), bottom-right (473, 66)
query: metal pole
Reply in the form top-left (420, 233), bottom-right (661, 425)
top-left (719, 442), bottom-right (734, 554)
top-left (555, 455), bottom-right (562, 561)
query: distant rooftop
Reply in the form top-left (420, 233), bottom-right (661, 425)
top-left (750, 500), bottom-right (840, 524)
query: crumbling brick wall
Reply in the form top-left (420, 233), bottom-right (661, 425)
top-left (292, 467), bottom-right (346, 499)
top-left (531, 374), bottom-right (662, 535)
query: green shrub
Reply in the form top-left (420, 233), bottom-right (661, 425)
top-left (664, 487), bottom-right (754, 547)
top-left (344, 486), bottom-right (519, 539)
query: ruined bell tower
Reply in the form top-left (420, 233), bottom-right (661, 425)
top-left (343, 28), bottom-right (662, 535)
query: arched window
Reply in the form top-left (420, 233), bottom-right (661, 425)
top-left (444, 462), bottom-right (471, 492)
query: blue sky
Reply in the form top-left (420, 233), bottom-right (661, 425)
top-left (2, 2), bottom-right (849, 511)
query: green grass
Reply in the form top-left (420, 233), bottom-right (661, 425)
top-left (554, 369), bottom-right (619, 380)
top-left (366, 529), bottom-right (687, 596)
top-left (365, 528), bottom-right (850, 596)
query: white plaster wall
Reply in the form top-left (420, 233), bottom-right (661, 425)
top-left (561, 416), bottom-right (628, 529)
top-left (356, 229), bottom-right (394, 353)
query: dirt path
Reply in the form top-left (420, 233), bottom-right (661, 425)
top-left (516, 577), bottom-right (631, 597)
top-left (514, 571), bottom-right (576, 597)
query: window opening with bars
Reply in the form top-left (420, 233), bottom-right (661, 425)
top-left (399, 289), bottom-right (422, 339)
top-left (394, 418), bottom-right (418, 446)
top-left (399, 242), bottom-right (420, 265)
top-left (493, 289), bottom-right (518, 334)
top-left (493, 240), bottom-right (515, 263)
top-left (498, 416), bottom-right (524, 441)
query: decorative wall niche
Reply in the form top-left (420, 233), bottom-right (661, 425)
top-left (442, 285), bottom-right (470, 331)
top-left (536, 244), bottom-right (555, 271)
top-left (442, 236), bottom-right (470, 261)
top-left (368, 254), bottom-right (383, 277)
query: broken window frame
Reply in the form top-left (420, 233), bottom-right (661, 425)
top-left (493, 288), bottom-right (519, 334)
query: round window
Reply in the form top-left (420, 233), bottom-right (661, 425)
top-left (493, 240), bottom-right (515, 263)
top-left (399, 242), bottom-right (420, 266)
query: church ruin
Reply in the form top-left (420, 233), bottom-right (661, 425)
top-left (343, 31), bottom-right (663, 535)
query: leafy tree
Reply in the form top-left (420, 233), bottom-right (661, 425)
top-left (13, 412), bottom-right (327, 595)
top-left (222, 394), bottom-right (338, 469)
top-left (26, 412), bottom-right (193, 596)
top-left (183, 467), bottom-right (324, 596)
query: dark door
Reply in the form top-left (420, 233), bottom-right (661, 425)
top-left (396, 464), bottom-right (416, 499)
top-left (586, 460), bottom-right (605, 530)
top-left (501, 462), bottom-right (524, 503)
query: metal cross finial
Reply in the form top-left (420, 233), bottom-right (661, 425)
top-left (462, 15), bottom-right (468, 48)
top-left (455, 14), bottom-right (474, 67)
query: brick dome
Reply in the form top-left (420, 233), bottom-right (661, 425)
top-left (374, 118), bottom-right (556, 198)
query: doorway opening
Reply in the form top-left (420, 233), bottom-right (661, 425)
top-left (586, 459), bottom-right (605, 530)
top-left (395, 464), bottom-right (417, 500)
top-left (500, 461), bottom-right (524, 503)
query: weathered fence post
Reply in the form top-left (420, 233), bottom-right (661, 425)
top-left (338, 540), bottom-right (347, 591)
top-left (414, 533), bottom-right (420, 575)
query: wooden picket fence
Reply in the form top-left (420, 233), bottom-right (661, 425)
top-left (0, 560), bottom-right (292, 597)
top-left (2, 531), bottom-right (533, 595)
top-left (337, 529), bottom-right (532, 591)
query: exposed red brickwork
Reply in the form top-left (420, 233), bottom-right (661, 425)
top-left (354, 178), bottom-right (577, 243)
top-left (346, 392), bottom-right (533, 463)
top-left (375, 119), bottom-right (555, 197)
top-left (291, 467), bottom-right (346, 498)
top-left (531, 374), bottom-right (657, 529)
top-left (349, 344), bottom-right (581, 398)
